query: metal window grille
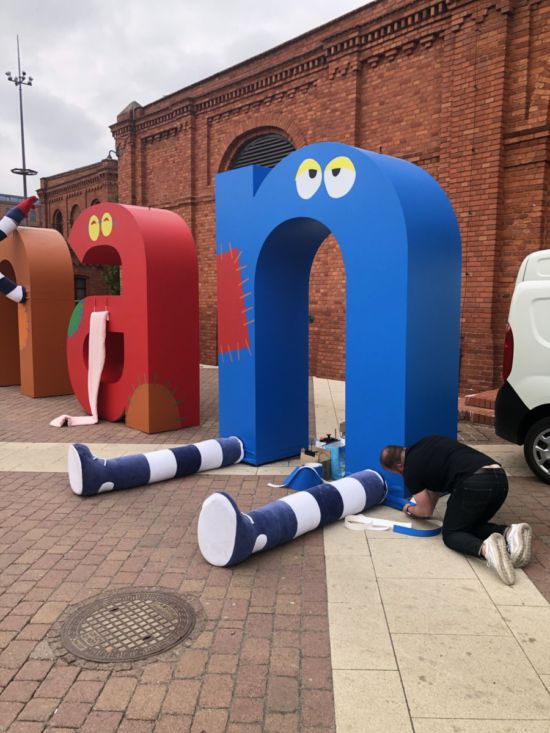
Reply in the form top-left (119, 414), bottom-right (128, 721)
top-left (230, 133), bottom-right (295, 170)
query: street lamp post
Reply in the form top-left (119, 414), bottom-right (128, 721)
top-left (5, 35), bottom-right (37, 197)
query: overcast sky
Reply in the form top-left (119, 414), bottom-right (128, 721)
top-left (0, 0), bottom-right (370, 197)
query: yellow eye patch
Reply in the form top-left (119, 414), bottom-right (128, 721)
top-left (101, 212), bottom-right (113, 237)
top-left (324, 156), bottom-right (356, 198)
top-left (295, 158), bottom-right (322, 181)
top-left (88, 214), bottom-right (100, 242)
top-left (325, 156), bottom-right (355, 175)
top-left (295, 158), bottom-right (323, 199)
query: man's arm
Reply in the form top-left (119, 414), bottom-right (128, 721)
top-left (403, 489), bottom-right (439, 519)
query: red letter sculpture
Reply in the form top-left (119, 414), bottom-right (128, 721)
top-left (66, 203), bottom-right (199, 433)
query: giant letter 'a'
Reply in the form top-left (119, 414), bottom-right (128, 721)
top-left (66, 204), bottom-right (199, 433)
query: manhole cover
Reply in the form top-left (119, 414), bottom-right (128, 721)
top-left (59, 589), bottom-right (196, 663)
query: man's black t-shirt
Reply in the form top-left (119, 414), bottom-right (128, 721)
top-left (403, 435), bottom-right (496, 495)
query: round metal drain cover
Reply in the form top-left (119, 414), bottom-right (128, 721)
top-left (59, 589), bottom-right (196, 663)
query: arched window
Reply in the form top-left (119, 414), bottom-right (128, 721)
top-left (90, 198), bottom-right (100, 206)
top-left (229, 133), bottom-right (295, 170)
top-left (52, 210), bottom-right (63, 235)
top-left (70, 205), bottom-right (81, 228)
top-left (74, 275), bottom-right (87, 301)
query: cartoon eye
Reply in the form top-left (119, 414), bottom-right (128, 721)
top-left (88, 215), bottom-right (100, 242)
top-left (324, 156), bottom-right (356, 198)
top-left (295, 158), bottom-right (322, 200)
top-left (101, 212), bottom-right (113, 237)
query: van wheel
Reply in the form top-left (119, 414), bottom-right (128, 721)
top-left (524, 418), bottom-right (550, 484)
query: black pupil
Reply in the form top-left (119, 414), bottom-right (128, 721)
top-left (331, 168), bottom-right (341, 177)
top-left (308, 169), bottom-right (317, 179)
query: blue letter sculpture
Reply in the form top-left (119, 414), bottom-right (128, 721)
top-left (216, 143), bottom-right (461, 487)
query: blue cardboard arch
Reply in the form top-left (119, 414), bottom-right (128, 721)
top-left (216, 142), bottom-right (461, 480)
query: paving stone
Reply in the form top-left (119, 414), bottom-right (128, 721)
top-left (0, 702), bottom-right (23, 729)
top-left (230, 697), bottom-right (264, 723)
top-left (264, 712), bottom-right (301, 733)
top-left (199, 674), bottom-right (233, 708)
top-left (14, 661), bottom-right (52, 682)
top-left (234, 665), bottom-right (268, 698)
top-left (174, 650), bottom-right (208, 679)
top-left (267, 676), bottom-right (299, 713)
top-left (18, 697), bottom-right (58, 722)
top-left (154, 714), bottom-right (192, 733)
top-left (117, 721), bottom-right (154, 733)
top-left (0, 680), bottom-right (39, 703)
top-left (50, 702), bottom-right (92, 728)
top-left (6, 722), bottom-right (46, 733)
top-left (65, 680), bottom-right (104, 704)
top-left (301, 689), bottom-right (335, 728)
top-left (126, 684), bottom-right (167, 720)
top-left (94, 677), bottom-right (137, 712)
top-left (190, 708), bottom-right (228, 733)
top-left (161, 680), bottom-right (200, 716)
top-left (139, 663), bottom-right (173, 684)
top-left (35, 667), bottom-right (79, 698)
top-left (79, 710), bottom-right (122, 733)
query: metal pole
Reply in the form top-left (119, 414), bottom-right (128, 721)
top-left (6, 35), bottom-right (36, 196)
top-left (16, 36), bottom-right (28, 197)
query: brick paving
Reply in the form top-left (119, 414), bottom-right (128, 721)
top-left (0, 466), bottom-right (334, 732)
top-left (0, 371), bottom-right (549, 731)
top-left (0, 368), bottom-right (219, 445)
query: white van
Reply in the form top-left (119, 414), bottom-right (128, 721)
top-left (495, 249), bottom-right (550, 484)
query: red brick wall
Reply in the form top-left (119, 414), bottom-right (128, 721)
top-left (38, 159), bottom-right (118, 299)
top-left (105, 0), bottom-right (547, 392)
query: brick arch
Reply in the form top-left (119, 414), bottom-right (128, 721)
top-left (70, 204), bottom-right (81, 228)
top-left (216, 113), bottom-right (308, 174)
top-left (528, 55), bottom-right (550, 123)
top-left (52, 209), bottom-right (64, 236)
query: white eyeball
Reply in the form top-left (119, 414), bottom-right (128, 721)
top-left (324, 156), bottom-right (356, 198)
top-left (295, 158), bottom-right (322, 200)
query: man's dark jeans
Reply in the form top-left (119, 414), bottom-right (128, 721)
top-left (442, 469), bottom-right (508, 557)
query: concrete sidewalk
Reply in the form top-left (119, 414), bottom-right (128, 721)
top-left (0, 372), bottom-right (549, 732)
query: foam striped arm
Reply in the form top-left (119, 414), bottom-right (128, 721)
top-left (197, 469), bottom-right (387, 567)
top-left (68, 437), bottom-right (244, 497)
top-left (0, 196), bottom-right (37, 303)
top-left (0, 272), bottom-right (25, 303)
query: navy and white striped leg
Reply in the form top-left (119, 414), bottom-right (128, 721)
top-left (0, 196), bottom-right (37, 303)
top-left (0, 272), bottom-right (26, 303)
top-left (68, 437), bottom-right (244, 497)
top-left (197, 470), bottom-right (387, 567)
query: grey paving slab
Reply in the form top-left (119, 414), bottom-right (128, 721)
top-left (323, 522), bottom-right (370, 556)
top-left (378, 578), bottom-right (511, 636)
top-left (369, 537), bottom-right (476, 579)
top-left (468, 557), bottom-right (549, 606)
top-left (500, 605), bottom-right (550, 675)
top-left (393, 633), bottom-right (550, 720)
top-left (413, 721), bottom-right (550, 733)
top-left (333, 670), bottom-right (413, 733)
top-left (328, 601), bottom-right (396, 670)
top-left (325, 555), bottom-right (380, 605)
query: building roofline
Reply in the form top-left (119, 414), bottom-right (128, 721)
top-left (39, 158), bottom-right (117, 186)
top-left (126, 0), bottom-right (386, 113)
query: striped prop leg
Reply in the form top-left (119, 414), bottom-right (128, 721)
top-left (0, 271), bottom-right (25, 303)
top-left (198, 470), bottom-right (387, 567)
top-left (68, 437), bottom-right (244, 497)
top-left (0, 196), bottom-right (37, 303)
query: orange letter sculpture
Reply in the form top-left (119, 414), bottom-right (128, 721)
top-left (66, 203), bottom-right (199, 433)
top-left (0, 226), bottom-right (74, 396)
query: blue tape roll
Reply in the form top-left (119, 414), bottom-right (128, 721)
top-left (393, 522), bottom-right (442, 537)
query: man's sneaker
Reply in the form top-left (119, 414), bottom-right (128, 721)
top-left (505, 523), bottom-right (533, 568)
top-left (482, 533), bottom-right (515, 585)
